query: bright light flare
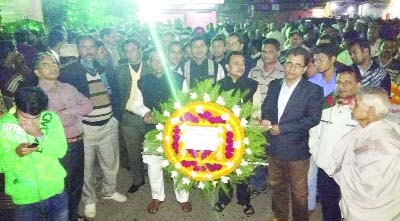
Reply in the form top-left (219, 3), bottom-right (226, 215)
top-left (347, 6), bottom-right (355, 13)
top-left (137, 0), bottom-right (163, 23)
top-left (330, 2), bottom-right (338, 11)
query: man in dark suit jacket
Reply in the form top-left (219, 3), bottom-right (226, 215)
top-left (114, 38), bottom-right (152, 193)
top-left (261, 47), bottom-right (323, 221)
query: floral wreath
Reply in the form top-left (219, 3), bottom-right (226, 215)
top-left (143, 80), bottom-right (266, 192)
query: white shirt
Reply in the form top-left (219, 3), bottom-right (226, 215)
top-left (309, 104), bottom-right (358, 175)
top-left (277, 78), bottom-right (301, 122)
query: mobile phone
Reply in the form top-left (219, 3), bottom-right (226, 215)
top-left (27, 143), bottom-right (39, 148)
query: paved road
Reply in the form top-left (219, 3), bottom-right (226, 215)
top-left (91, 168), bottom-right (323, 221)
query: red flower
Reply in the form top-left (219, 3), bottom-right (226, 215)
top-left (326, 95), bottom-right (334, 107)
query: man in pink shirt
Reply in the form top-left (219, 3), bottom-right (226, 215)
top-left (34, 52), bottom-right (92, 221)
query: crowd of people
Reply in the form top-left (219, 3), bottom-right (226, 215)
top-left (0, 15), bottom-right (400, 221)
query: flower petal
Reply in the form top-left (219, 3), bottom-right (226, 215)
top-left (203, 93), bottom-right (211, 102)
top-left (174, 102), bottom-right (181, 109)
top-left (161, 160), bottom-right (169, 167)
top-left (221, 176), bottom-right (230, 183)
top-left (156, 133), bottom-right (163, 140)
top-left (182, 177), bottom-right (190, 185)
top-left (232, 105), bottom-right (241, 117)
top-left (216, 96), bottom-right (225, 106)
top-left (171, 171), bottom-right (178, 178)
top-left (240, 118), bottom-right (248, 127)
top-left (156, 123), bottom-right (164, 130)
top-left (195, 105), bottom-right (204, 114)
top-left (198, 182), bottom-right (205, 189)
top-left (156, 146), bottom-right (164, 153)
top-left (163, 110), bottom-right (171, 117)
top-left (190, 92), bottom-right (198, 99)
top-left (235, 168), bottom-right (243, 176)
top-left (245, 148), bottom-right (252, 155)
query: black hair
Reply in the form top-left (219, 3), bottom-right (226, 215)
top-left (289, 30), bottom-right (302, 38)
top-left (228, 32), bottom-right (243, 44)
top-left (14, 30), bottom-right (30, 44)
top-left (348, 38), bottom-right (371, 55)
top-left (314, 43), bottom-right (338, 57)
top-left (122, 38), bottom-right (141, 51)
top-left (0, 40), bottom-right (16, 61)
top-left (211, 34), bottom-right (226, 45)
top-left (286, 47), bottom-right (312, 66)
top-left (48, 30), bottom-right (65, 48)
top-left (33, 52), bottom-right (57, 70)
top-left (15, 87), bottom-right (48, 116)
top-left (262, 38), bottom-right (280, 51)
top-left (190, 35), bottom-right (207, 46)
top-left (76, 35), bottom-right (97, 48)
top-left (99, 27), bottom-right (113, 39)
top-left (337, 65), bottom-right (362, 83)
top-left (168, 41), bottom-right (183, 52)
top-left (226, 51), bottom-right (245, 64)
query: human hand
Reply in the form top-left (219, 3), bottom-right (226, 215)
top-left (18, 117), bottom-right (43, 137)
top-left (260, 119), bottom-right (272, 131)
top-left (15, 143), bottom-right (38, 157)
top-left (270, 125), bottom-right (280, 135)
top-left (144, 112), bottom-right (154, 124)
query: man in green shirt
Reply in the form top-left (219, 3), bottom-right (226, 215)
top-left (0, 87), bottom-right (68, 221)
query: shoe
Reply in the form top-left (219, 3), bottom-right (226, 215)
top-left (242, 204), bottom-right (255, 216)
top-left (84, 203), bottom-right (96, 218)
top-left (127, 181), bottom-right (145, 193)
top-left (102, 192), bottom-right (127, 202)
top-left (147, 199), bottom-right (163, 214)
top-left (213, 202), bottom-right (226, 212)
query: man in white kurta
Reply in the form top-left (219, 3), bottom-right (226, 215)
top-left (332, 87), bottom-right (400, 221)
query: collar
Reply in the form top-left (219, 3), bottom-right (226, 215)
top-left (283, 77), bottom-right (302, 89)
top-left (39, 80), bottom-right (59, 92)
top-left (337, 96), bottom-right (355, 106)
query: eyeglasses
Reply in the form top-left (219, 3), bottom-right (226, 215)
top-left (284, 61), bottom-right (305, 70)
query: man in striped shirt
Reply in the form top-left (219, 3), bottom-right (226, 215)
top-left (349, 38), bottom-right (391, 95)
top-left (59, 35), bottom-right (126, 220)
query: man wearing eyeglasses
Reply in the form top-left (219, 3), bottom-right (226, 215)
top-left (261, 47), bottom-right (323, 221)
top-left (0, 87), bottom-right (68, 220)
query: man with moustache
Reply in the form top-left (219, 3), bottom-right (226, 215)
top-left (309, 68), bottom-right (361, 221)
top-left (59, 35), bottom-right (126, 220)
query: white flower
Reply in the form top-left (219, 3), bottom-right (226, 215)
top-left (212, 181), bottom-right (218, 187)
top-left (225, 124), bottom-right (232, 131)
top-left (203, 93), bottom-right (211, 102)
top-left (163, 110), bottom-right (171, 117)
top-left (235, 169), bottom-right (243, 176)
top-left (221, 176), bottom-right (230, 183)
top-left (171, 117), bottom-right (180, 125)
top-left (243, 137), bottom-right (249, 145)
top-left (182, 177), bottom-right (190, 185)
top-left (226, 162), bottom-right (233, 168)
top-left (216, 96), bottom-right (225, 106)
top-left (156, 146), bottom-right (164, 153)
top-left (190, 171), bottom-right (198, 177)
top-left (232, 105), bottom-right (241, 117)
top-left (143, 147), bottom-right (149, 153)
top-left (174, 102), bottom-right (181, 109)
top-left (171, 171), bottom-right (178, 178)
top-left (205, 173), bottom-right (213, 180)
top-left (195, 105), bottom-right (204, 113)
top-left (161, 160), bottom-right (169, 167)
top-left (240, 160), bottom-right (248, 166)
top-left (245, 148), bottom-right (252, 155)
top-left (198, 182), bottom-right (205, 189)
top-left (156, 123), bottom-right (164, 131)
top-left (240, 118), bottom-right (248, 127)
top-left (221, 113), bottom-right (229, 121)
top-left (175, 163), bottom-right (182, 169)
top-left (156, 133), bottom-right (163, 140)
top-left (190, 92), bottom-right (198, 99)
top-left (233, 141), bottom-right (241, 148)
